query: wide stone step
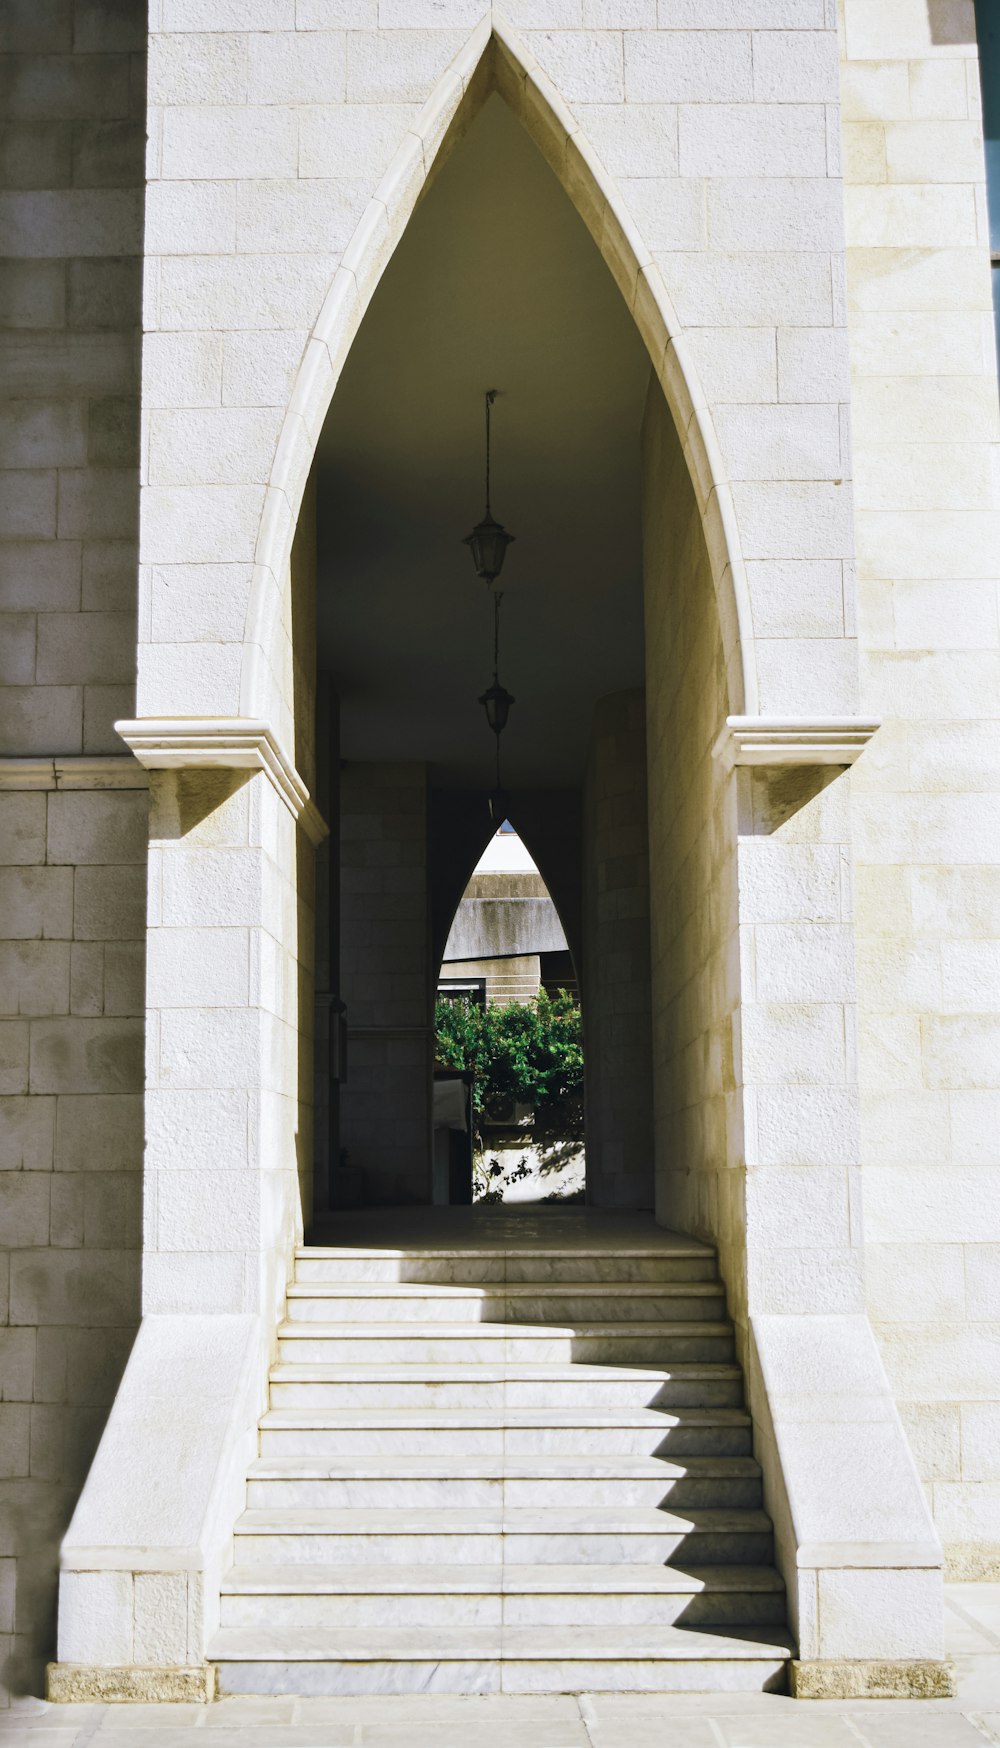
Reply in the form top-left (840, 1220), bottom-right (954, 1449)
top-left (275, 1321), bottom-right (736, 1366)
top-left (284, 1280), bottom-right (727, 1324)
top-left (210, 1622), bottom-right (793, 1695)
top-left (259, 1405), bottom-right (754, 1458)
top-left (295, 1246), bottom-right (717, 1286)
top-left (232, 1506), bottom-right (774, 1568)
top-left (268, 1361), bottom-right (746, 1410)
top-left (244, 1453), bottom-right (762, 1511)
top-left (219, 1562), bottom-right (787, 1631)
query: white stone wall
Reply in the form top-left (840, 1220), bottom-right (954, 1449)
top-left (842, 0), bottom-right (1000, 1577)
top-left (643, 381), bottom-right (743, 1311)
top-left (137, 1), bottom-right (858, 737)
top-left (3, 0), bottom-right (989, 1692)
top-left (582, 688), bottom-right (653, 1210)
top-left (643, 374), bottom-right (942, 1671)
top-left (339, 762), bottom-right (432, 1205)
top-left (143, 765), bottom-right (314, 1319)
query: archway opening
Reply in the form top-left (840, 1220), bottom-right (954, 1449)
top-left (435, 820), bottom-right (585, 1206)
top-left (301, 83), bottom-right (730, 1242)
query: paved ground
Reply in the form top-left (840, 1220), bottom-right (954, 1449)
top-left (3, 1586), bottom-right (1000, 1746)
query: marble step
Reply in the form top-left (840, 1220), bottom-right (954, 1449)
top-left (244, 1454), bottom-right (762, 1511)
top-left (295, 1247), bottom-right (717, 1286)
top-left (268, 1361), bottom-right (746, 1410)
top-left (231, 1506), bottom-right (774, 1567)
top-left (259, 1405), bottom-right (754, 1459)
top-left (210, 1623), bottom-right (793, 1695)
top-left (275, 1321), bottom-right (736, 1366)
top-left (284, 1281), bottom-right (726, 1324)
top-left (219, 1562), bottom-right (787, 1630)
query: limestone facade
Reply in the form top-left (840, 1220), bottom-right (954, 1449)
top-left (0, 0), bottom-right (997, 1706)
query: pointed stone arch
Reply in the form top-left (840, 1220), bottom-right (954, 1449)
top-left (240, 13), bottom-right (757, 761)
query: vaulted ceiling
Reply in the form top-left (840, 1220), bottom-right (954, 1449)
top-left (315, 94), bottom-right (651, 789)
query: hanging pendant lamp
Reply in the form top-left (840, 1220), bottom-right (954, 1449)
top-left (463, 390), bottom-right (515, 583)
top-left (479, 569), bottom-right (515, 817)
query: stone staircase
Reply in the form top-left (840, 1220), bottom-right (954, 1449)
top-left (210, 1215), bottom-right (792, 1694)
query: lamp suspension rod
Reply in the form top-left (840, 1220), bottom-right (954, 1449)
top-left (485, 388), bottom-right (497, 518)
top-left (492, 588), bottom-right (502, 683)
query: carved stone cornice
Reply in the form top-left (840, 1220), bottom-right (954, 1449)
top-left (114, 717), bottom-right (328, 844)
top-left (712, 716), bottom-right (880, 770)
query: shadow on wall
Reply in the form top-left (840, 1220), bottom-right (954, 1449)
top-left (1, 0), bottom-right (148, 1701)
top-left (927, 0), bottom-right (976, 46)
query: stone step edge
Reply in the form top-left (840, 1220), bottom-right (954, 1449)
top-left (247, 1455), bottom-right (762, 1480)
top-left (208, 1625), bottom-right (794, 1661)
top-left (297, 1247), bottom-right (714, 1261)
top-left (260, 1406), bottom-right (752, 1427)
top-left (276, 1321), bottom-right (735, 1338)
top-left (268, 1361), bottom-right (744, 1380)
top-left (220, 1562), bottom-right (785, 1595)
top-left (234, 1506), bottom-right (774, 1533)
top-left (286, 1282), bottom-right (724, 1297)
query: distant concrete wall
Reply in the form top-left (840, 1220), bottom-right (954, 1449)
top-left (443, 954), bottom-right (542, 1006)
top-left (442, 872), bottom-right (568, 963)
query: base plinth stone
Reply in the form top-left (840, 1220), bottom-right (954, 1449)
top-left (46, 1663), bottom-right (217, 1703)
top-left (790, 1659), bottom-right (955, 1700)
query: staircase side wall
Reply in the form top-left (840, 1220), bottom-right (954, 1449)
top-left (644, 365), bottom-right (948, 1682)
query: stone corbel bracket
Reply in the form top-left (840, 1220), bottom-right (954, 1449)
top-left (712, 716), bottom-right (880, 771)
top-left (115, 717), bottom-right (328, 845)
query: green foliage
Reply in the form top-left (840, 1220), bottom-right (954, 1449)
top-left (434, 989), bottom-right (584, 1156)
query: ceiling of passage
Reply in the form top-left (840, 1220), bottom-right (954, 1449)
top-left (315, 93), bottom-right (651, 789)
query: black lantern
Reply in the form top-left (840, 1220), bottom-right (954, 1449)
top-left (464, 512), bottom-right (514, 584)
top-left (463, 390), bottom-right (514, 584)
top-left (478, 678), bottom-right (515, 737)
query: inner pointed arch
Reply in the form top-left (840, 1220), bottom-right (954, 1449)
top-left (243, 15), bottom-right (755, 739)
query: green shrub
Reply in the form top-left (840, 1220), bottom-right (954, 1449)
top-left (434, 988), bottom-right (584, 1161)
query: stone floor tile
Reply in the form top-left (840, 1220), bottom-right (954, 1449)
top-left (202, 1698), bottom-right (298, 1724)
top-left (581, 1691), bottom-right (796, 1715)
top-left (953, 1655), bottom-right (1000, 1706)
top-left (586, 1720), bottom-right (717, 1747)
top-left (1, 1699), bottom-right (106, 1729)
top-left (714, 1715), bottom-right (861, 1745)
top-left (198, 1732), bottom-right (356, 1747)
top-left (950, 1595), bottom-right (1000, 1647)
top-left (0, 1731), bottom-right (78, 1746)
top-left (79, 1735), bottom-right (211, 1748)
top-left (358, 1729), bottom-right (587, 1747)
top-left (845, 1709), bottom-right (997, 1746)
top-left (970, 1714), bottom-right (1000, 1744)
top-left (947, 1603), bottom-right (1000, 1654)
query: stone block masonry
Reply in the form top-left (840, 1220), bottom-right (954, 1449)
top-left (0, 0), bottom-right (146, 1704)
top-left (0, 0), bottom-right (144, 760)
top-left (0, 0), bottom-right (995, 1704)
top-left (841, 0), bottom-right (1000, 1581)
top-left (0, 761), bottom-right (147, 1704)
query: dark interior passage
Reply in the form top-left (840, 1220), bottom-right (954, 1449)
top-left (309, 93), bottom-right (655, 1215)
